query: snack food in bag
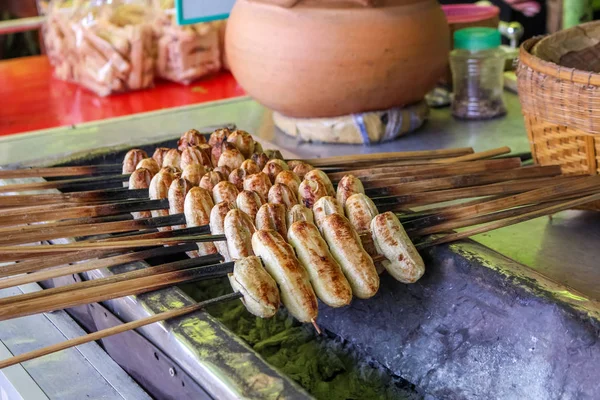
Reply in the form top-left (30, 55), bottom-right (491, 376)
top-left (45, 0), bottom-right (156, 96)
top-left (44, 0), bottom-right (80, 82)
top-left (154, 0), bottom-right (222, 84)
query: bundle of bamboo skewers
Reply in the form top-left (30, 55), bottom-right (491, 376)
top-left (0, 129), bottom-right (599, 371)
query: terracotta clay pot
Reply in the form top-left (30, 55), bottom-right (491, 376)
top-left (226, 0), bottom-right (450, 118)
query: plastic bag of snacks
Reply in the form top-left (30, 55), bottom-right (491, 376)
top-left (154, 0), bottom-right (221, 84)
top-left (44, 0), bottom-right (80, 81)
top-left (215, 19), bottom-right (229, 71)
top-left (45, 0), bottom-right (156, 96)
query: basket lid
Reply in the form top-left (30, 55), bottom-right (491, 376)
top-left (454, 27), bottom-right (501, 51)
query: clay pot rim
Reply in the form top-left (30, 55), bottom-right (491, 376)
top-left (238, 0), bottom-right (430, 14)
top-left (441, 4), bottom-right (499, 24)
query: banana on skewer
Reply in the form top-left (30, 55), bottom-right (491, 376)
top-left (226, 130), bottom-right (255, 159)
top-left (287, 204), bottom-right (315, 226)
top-left (209, 201), bottom-right (235, 262)
top-left (228, 256), bottom-right (279, 318)
top-left (123, 149), bottom-right (148, 174)
top-left (236, 190), bottom-right (263, 222)
top-left (255, 203), bottom-right (288, 240)
top-left (128, 168), bottom-right (154, 219)
top-left (268, 183), bottom-right (298, 210)
top-left (178, 129), bottom-right (207, 151)
top-left (274, 170), bottom-right (301, 195)
top-left (199, 171), bottom-right (225, 192)
top-left (181, 163), bottom-right (207, 186)
top-left (168, 178), bottom-right (193, 230)
top-left (149, 167), bottom-right (179, 231)
top-left (136, 158), bottom-right (160, 176)
top-left (152, 147), bottom-right (170, 167)
top-left (162, 149), bottom-right (182, 170)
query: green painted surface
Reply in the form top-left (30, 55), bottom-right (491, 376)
top-left (469, 223), bottom-right (546, 270)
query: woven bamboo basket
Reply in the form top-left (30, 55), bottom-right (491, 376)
top-left (517, 21), bottom-right (600, 176)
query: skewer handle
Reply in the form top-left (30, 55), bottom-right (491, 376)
top-left (431, 147), bottom-right (511, 164)
top-left (0, 292), bottom-right (243, 370)
top-left (300, 147), bottom-right (474, 167)
top-left (415, 192), bottom-right (600, 249)
top-left (0, 164), bottom-right (123, 179)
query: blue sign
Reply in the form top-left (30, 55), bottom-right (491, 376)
top-left (175, 0), bottom-right (236, 25)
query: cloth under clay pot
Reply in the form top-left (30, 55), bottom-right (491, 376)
top-left (226, 0), bottom-right (450, 118)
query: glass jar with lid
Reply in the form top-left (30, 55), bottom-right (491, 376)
top-left (450, 27), bottom-right (507, 119)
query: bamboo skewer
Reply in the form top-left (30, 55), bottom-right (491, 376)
top-left (0, 250), bottom-right (118, 268)
top-left (0, 172), bottom-right (588, 257)
top-left (0, 226), bottom-right (212, 264)
top-left (0, 292), bottom-right (243, 370)
top-left (404, 188), bottom-right (600, 231)
top-left (0, 166), bottom-right (531, 225)
top-left (0, 146), bottom-right (508, 207)
top-left (7, 213), bottom-right (135, 231)
top-left (0, 148), bottom-right (476, 193)
top-left (363, 147), bottom-right (512, 169)
top-left (0, 188), bottom-right (148, 207)
top-left (396, 195), bottom-right (507, 222)
top-left (0, 174), bottom-right (130, 194)
top-left (296, 147), bottom-right (474, 167)
top-left (0, 244), bottom-right (199, 290)
top-left (367, 165), bottom-right (561, 195)
top-left (0, 147), bottom-right (471, 181)
top-left (0, 201), bottom-right (112, 214)
top-left (0, 147), bottom-right (511, 214)
top-left (409, 201), bottom-right (565, 237)
top-left (0, 230), bottom-right (209, 278)
top-left (363, 165), bottom-right (549, 191)
top-left (0, 260), bottom-right (233, 321)
top-left (404, 176), bottom-right (600, 231)
top-left (0, 153), bottom-right (510, 192)
top-left (430, 146), bottom-right (512, 164)
top-left (0, 253), bottom-right (224, 308)
top-left (0, 202), bottom-right (87, 216)
top-left (0, 199), bottom-right (169, 227)
top-left (0, 249), bottom-right (120, 279)
top-left (415, 192), bottom-right (600, 249)
top-left (3, 188), bottom-right (588, 289)
top-left (101, 225), bottom-right (211, 241)
top-left (5, 146), bottom-right (583, 329)
top-left (374, 176), bottom-right (577, 209)
top-left (334, 158), bottom-right (523, 183)
top-left (0, 168), bottom-right (556, 238)
top-left (0, 150), bottom-right (503, 199)
top-left (0, 212), bottom-right (173, 236)
top-left (440, 176), bottom-right (600, 219)
top-left (2, 167), bottom-right (557, 244)
top-left (0, 214), bottom-right (187, 246)
top-left (0, 164), bottom-right (123, 179)
top-left (0, 235), bottom-right (224, 262)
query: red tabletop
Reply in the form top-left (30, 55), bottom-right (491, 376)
top-left (0, 56), bottom-right (246, 137)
